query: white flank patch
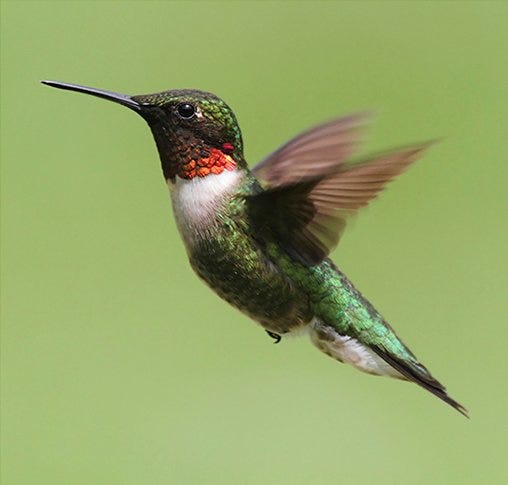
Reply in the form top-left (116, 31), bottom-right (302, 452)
top-left (309, 318), bottom-right (403, 378)
top-left (167, 170), bottom-right (242, 246)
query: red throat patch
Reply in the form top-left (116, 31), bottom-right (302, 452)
top-left (179, 148), bottom-right (237, 180)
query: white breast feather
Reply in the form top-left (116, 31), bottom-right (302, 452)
top-left (168, 170), bottom-right (242, 246)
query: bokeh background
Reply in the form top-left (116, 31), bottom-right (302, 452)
top-left (2, 1), bottom-right (507, 484)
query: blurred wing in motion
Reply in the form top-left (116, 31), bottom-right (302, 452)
top-left (252, 112), bottom-right (371, 186)
top-left (248, 143), bottom-right (433, 265)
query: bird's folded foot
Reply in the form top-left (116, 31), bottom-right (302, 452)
top-left (266, 330), bottom-right (282, 344)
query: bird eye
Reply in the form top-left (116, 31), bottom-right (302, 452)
top-left (177, 103), bottom-right (196, 119)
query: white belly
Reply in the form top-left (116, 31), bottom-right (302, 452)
top-left (309, 318), bottom-right (404, 378)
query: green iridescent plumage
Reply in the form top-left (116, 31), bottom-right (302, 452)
top-left (187, 176), bottom-right (464, 414)
top-left (42, 80), bottom-right (468, 417)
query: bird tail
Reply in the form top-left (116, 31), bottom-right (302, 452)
top-left (309, 318), bottom-right (468, 417)
top-left (370, 346), bottom-right (469, 418)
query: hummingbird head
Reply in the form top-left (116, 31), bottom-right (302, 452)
top-left (42, 81), bottom-right (245, 181)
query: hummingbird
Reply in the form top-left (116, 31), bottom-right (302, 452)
top-left (42, 80), bottom-right (467, 417)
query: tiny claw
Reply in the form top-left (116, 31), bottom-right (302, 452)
top-left (266, 330), bottom-right (282, 344)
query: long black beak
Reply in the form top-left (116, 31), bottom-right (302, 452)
top-left (41, 80), bottom-right (142, 111)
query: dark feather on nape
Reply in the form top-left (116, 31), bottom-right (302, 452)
top-left (252, 112), bottom-right (371, 186)
top-left (371, 346), bottom-right (469, 418)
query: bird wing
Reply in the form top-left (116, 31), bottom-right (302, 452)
top-left (247, 143), bottom-right (433, 265)
top-left (252, 113), bottom-right (370, 186)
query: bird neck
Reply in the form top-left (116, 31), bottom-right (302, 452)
top-left (147, 122), bottom-right (244, 182)
top-left (174, 146), bottom-right (238, 180)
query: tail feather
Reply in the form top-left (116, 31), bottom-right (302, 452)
top-left (308, 318), bottom-right (468, 417)
top-left (371, 346), bottom-right (469, 418)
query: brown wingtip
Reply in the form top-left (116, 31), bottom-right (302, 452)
top-left (409, 138), bottom-right (441, 153)
top-left (375, 138), bottom-right (439, 158)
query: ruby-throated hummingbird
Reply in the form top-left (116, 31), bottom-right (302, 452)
top-left (42, 80), bottom-right (467, 417)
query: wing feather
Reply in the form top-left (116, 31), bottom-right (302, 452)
top-left (248, 143), bottom-right (433, 265)
top-left (252, 113), bottom-right (371, 185)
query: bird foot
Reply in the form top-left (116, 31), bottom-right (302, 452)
top-left (266, 330), bottom-right (282, 344)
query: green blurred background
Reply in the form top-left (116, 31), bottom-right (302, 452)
top-left (1, 1), bottom-right (507, 484)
